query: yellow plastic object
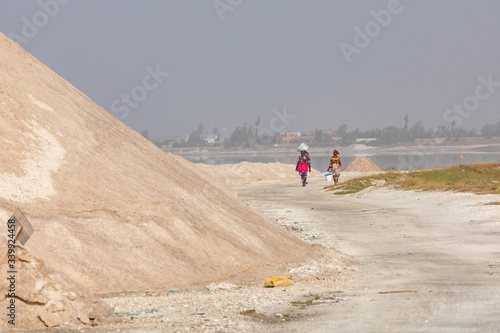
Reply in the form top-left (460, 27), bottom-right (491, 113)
top-left (264, 276), bottom-right (289, 288)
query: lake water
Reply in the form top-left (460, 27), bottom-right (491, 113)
top-left (185, 153), bottom-right (500, 170)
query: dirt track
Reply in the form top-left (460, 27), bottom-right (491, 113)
top-left (234, 174), bottom-right (500, 332)
top-left (18, 174), bottom-right (500, 332)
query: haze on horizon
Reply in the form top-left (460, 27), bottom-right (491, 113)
top-left (1, 0), bottom-right (499, 139)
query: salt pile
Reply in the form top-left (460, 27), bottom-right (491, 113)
top-left (343, 157), bottom-right (383, 172)
top-left (0, 32), bottom-right (315, 328)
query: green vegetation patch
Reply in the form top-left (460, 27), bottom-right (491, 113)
top-left (291, 299), bottom-right (314, 308)
top-left (291, 292), bottom-right (322, 308)
top-left (325, 179), bottom-right (374, 195)
top-left (326, 162), bottom-right (500, 195)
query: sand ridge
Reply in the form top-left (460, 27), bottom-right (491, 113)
top-left (206, 161), bottom-right (321, 185)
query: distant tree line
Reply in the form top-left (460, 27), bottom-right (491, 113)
top-left (168, 118), bottom-right (276, 148)
top-left (224, 122), bottom-right (275, 148)
top-left (143, 116), bottom-right (500, 148)
top-left (480, 120), bottom-right (500, 138)
top-left (337, 117), bottom-right (500, 146)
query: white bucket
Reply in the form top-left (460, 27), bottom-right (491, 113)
top-left (325, 173), bottom-right (333, 182)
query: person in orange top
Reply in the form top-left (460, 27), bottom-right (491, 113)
top-left (327, 149), bottom-right (342, 184)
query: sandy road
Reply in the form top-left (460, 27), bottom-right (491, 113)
top-left (234, 174), bottom-right (500, 332)
top-left (25, 173), bottom-right (499, 332)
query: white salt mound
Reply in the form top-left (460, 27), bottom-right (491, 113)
top-left (0, 32), bottom-right (315, 329)
top-left (343, 157), bottom-right (383, 172)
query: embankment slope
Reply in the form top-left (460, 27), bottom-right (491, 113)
top-left (0, 32), bottom-right (314, 299)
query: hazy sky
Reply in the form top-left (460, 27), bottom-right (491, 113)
top-left (1, 1), bottom-right (500, 139)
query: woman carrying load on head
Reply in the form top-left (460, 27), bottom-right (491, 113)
top-left (296, 147), bottom-right (311, 186)
top-left (327, 149), bottom-right (342, 184)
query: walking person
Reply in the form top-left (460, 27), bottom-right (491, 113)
top-left (296, 147), bottom-right (311, 186)
top-left (327, 149), bottom-right (342, 184)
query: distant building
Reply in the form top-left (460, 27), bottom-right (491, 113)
top-left (203, 134), bottom-right (217, 144)
top-left (276, 131), bottom-right (299, 144)
top-left (355, 138), bottom-right (377, 143)
top-left (296, 135), bottom-right (314, 143)
top-left (321, 130), bottom-right (333, 137)
top-left (314, 128), bottom-right (341, 143)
